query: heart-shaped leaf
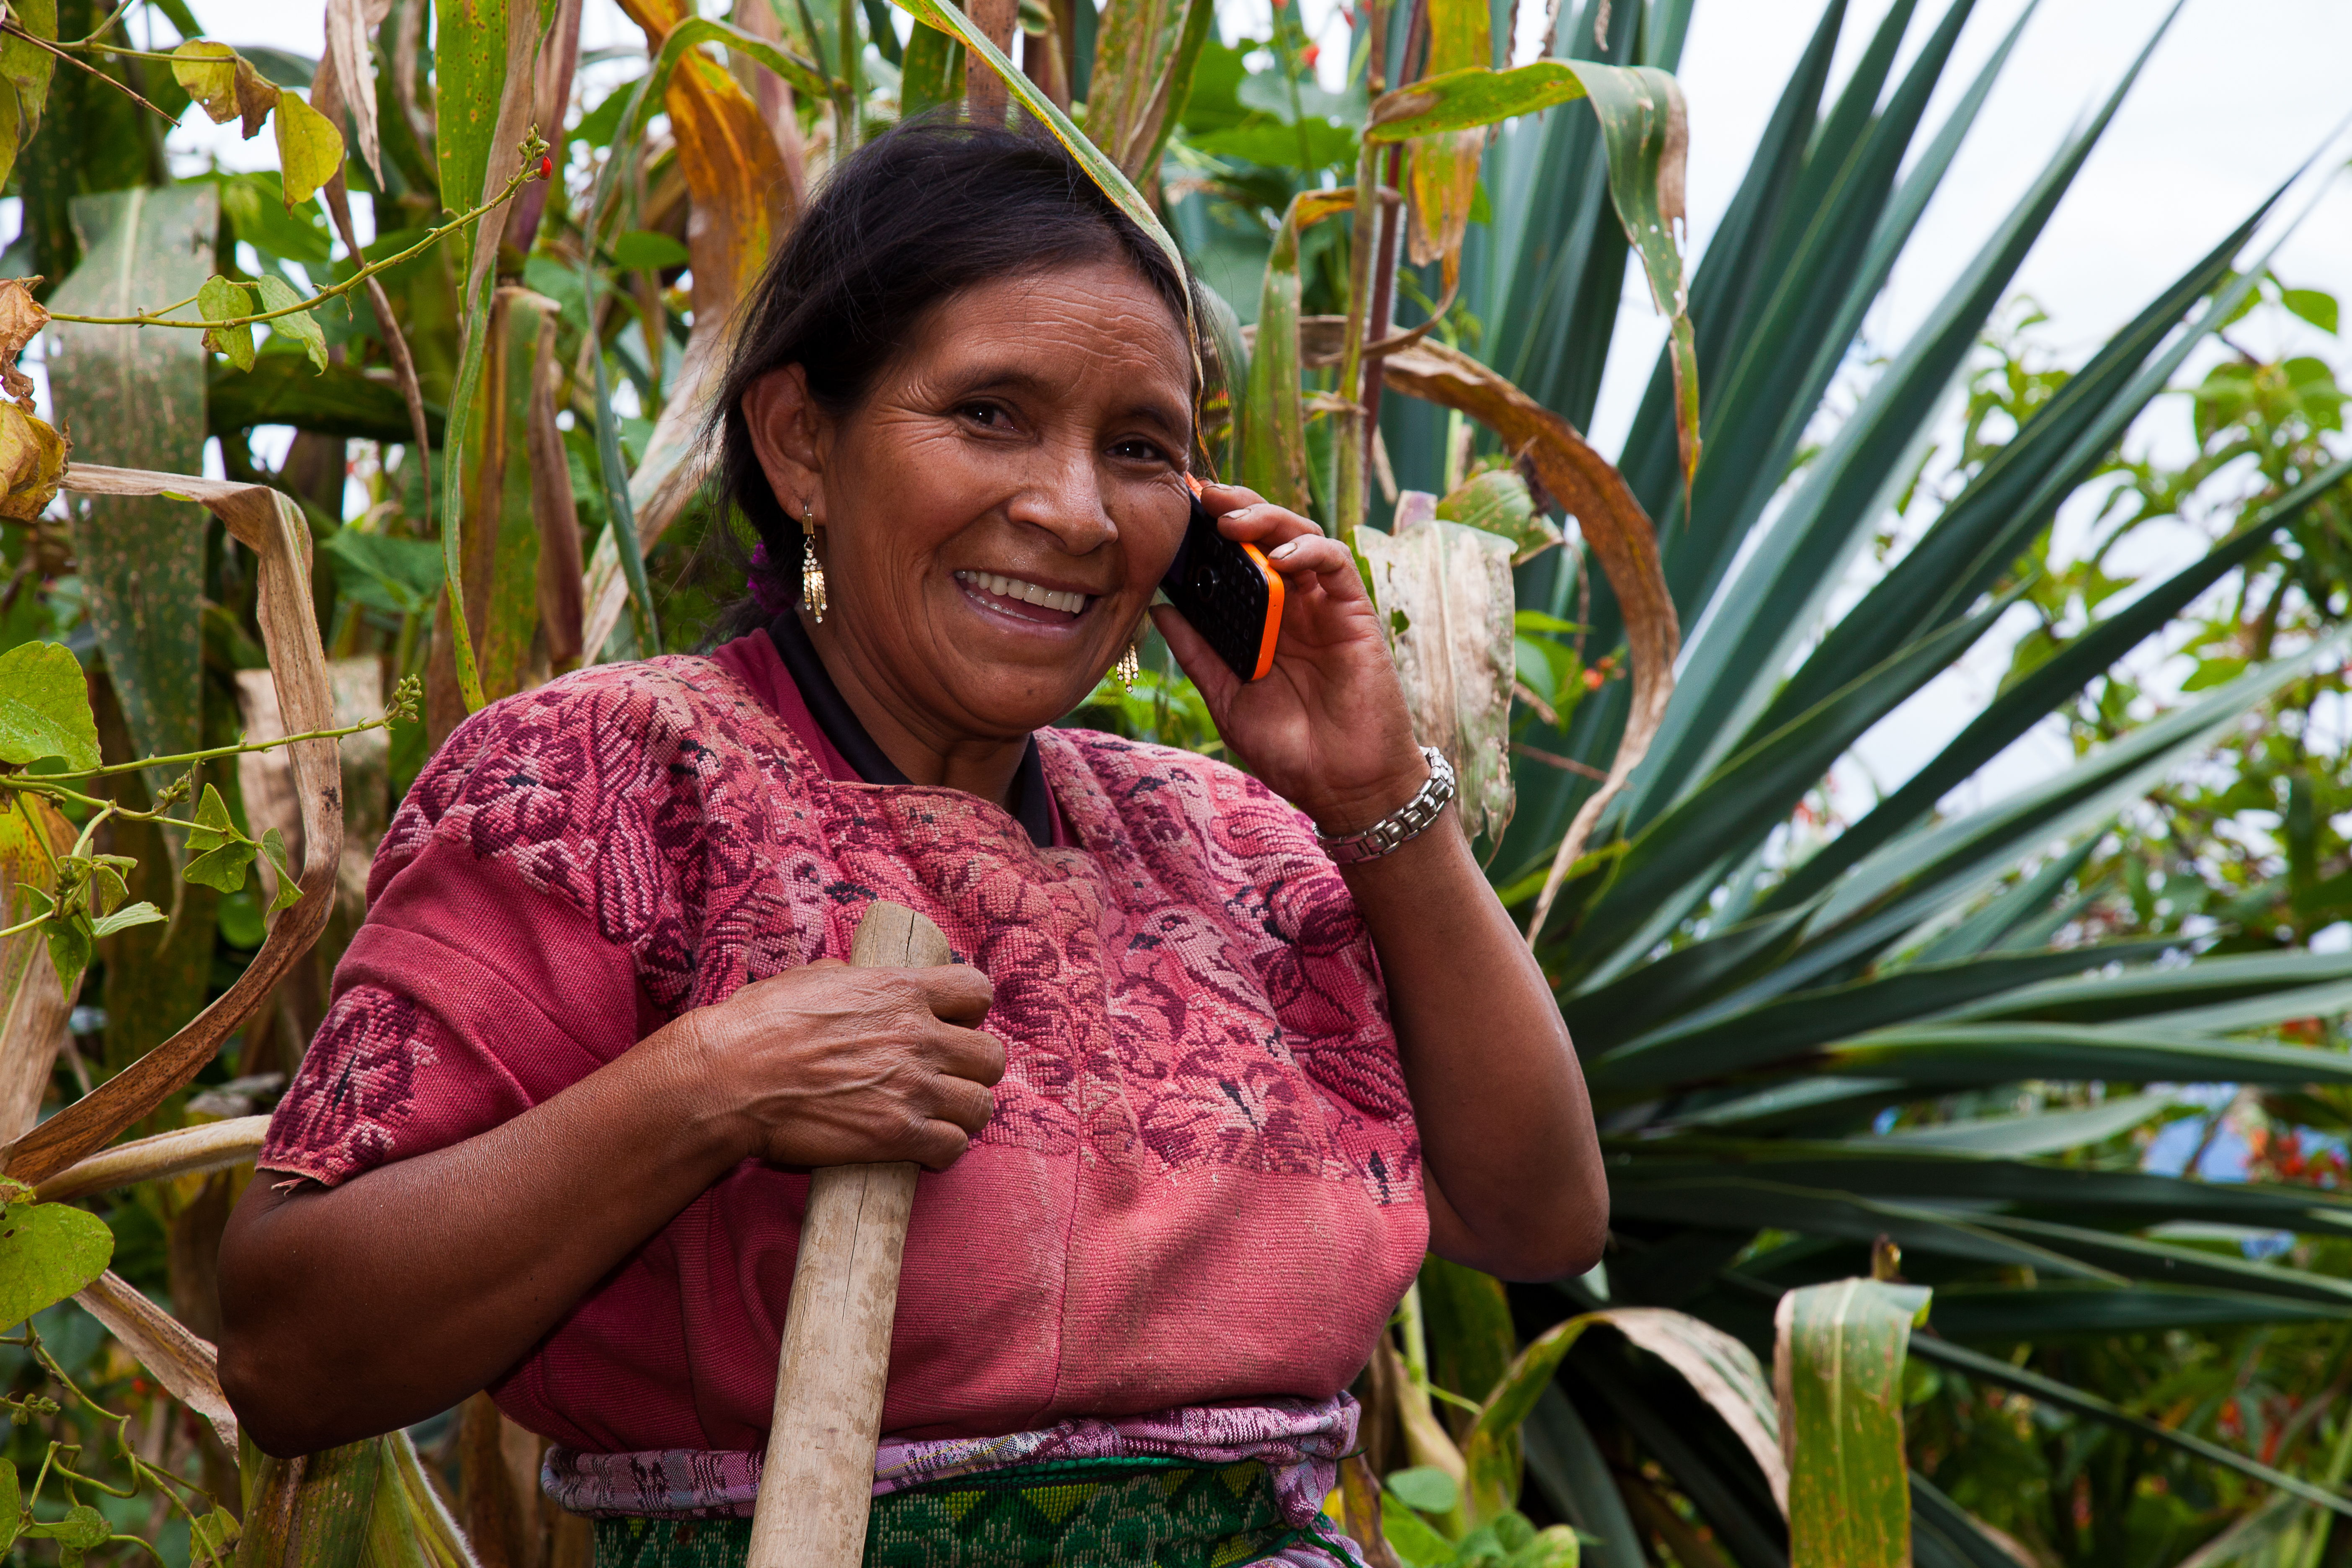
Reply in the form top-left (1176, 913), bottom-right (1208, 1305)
top-left (0, 638), bottom-right (99, 771)
top-left (170, 39), bottom-right (240, 122)
top-left (0, 1197), bottom-right (112, 1324)
top-left (198, 275), bottom-right (255, 371)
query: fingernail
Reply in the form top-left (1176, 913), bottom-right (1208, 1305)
top-left (1270, 540), bottom-right (1300, 559)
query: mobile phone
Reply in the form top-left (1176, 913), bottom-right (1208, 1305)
top-left (1160, 483), bottom-right (1284, 682)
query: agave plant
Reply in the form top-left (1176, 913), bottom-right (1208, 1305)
top-left (1312, 0), bottom-right (2352, 1563)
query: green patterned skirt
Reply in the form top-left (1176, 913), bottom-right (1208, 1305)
top-left (591, 1457), bottom-right (1347, 1568)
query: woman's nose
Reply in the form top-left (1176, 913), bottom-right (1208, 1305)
top-left (1005, 446), bottom-right (1118, 553)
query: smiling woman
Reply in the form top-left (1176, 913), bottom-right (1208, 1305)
top-left (209, 121), bottom-right (1607, 1568)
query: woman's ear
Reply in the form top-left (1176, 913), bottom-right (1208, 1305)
top-left (743, 365), bottom-right (831, 521)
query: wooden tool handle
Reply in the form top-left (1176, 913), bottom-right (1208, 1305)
top-left (747, 901), bottom-right (955, 1568)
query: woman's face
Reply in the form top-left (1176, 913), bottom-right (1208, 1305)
top-left (747, 258), bottom-right (1194, 744)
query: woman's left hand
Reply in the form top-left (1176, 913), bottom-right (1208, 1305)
top-left (1151, 482), bottom-right (1426, 834)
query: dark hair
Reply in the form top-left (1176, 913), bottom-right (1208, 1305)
top-left (711, 117), bottom-right (1196, 634)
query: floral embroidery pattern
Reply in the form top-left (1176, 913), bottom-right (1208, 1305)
top-left (270, 655), bottom-right (1416, 1201)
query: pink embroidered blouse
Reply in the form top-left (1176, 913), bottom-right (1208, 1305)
top-left (257, 632), bottom-right (1427, 1454)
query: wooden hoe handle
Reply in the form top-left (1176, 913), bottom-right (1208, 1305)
top-left (746, 901), bottom-right (955, 1568)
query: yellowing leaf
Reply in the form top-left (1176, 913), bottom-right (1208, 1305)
top-left (0, 400), bottom-right (66, 521)
top-left (274, 91), bottom-right (346, 206)
top-left (0, 0), bottom-right (58, 195)
top-left (0, 638), bottom-right (100, 771)
top-left (254, 275), bottom-right (327, 371)
top-left (198, 274), bottom-right (255, 371)
top-left (170, 39), bottom-right (240, 123)
top-left (0, 276), bottom-right (51, 404)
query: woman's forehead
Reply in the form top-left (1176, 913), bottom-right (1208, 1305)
top-left (903, 262), bottom-right (1192, 390)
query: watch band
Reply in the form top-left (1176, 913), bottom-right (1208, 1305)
top-left (1315, 746), bottom-right (1457, 864)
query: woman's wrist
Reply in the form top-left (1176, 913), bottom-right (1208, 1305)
top-left (1305, 749), bottom-right (1436, 841)
top-left (634, 1011), bottom-right (767, 1173)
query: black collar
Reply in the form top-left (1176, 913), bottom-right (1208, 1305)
top-left (764, 611), bottom-right (1056, 849)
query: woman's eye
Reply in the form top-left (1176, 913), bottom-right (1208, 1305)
top-left (961, 402), bottom-right (1011, 428)
top-left (1110, 438), bottom-right (1168, 464)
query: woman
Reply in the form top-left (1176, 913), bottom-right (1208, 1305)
top-left (218, 122), bottom-right (1606, 1566)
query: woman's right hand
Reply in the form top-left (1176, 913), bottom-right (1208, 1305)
top-left (676, 959), bottom-right (1002, 1171)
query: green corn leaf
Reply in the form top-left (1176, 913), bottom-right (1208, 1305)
top-left (0, 638), bottom-right (100, 771)
top-left (1775, 1278), bottom-right (1930, 1568)
top-left (435, 0), bottom-right (513, 279)
top-left (236, 1434), bottom-right (382, 1568)
top-left (45, 186), bottom-right (215, 818)
top-left (887, 0), bottom-right (1187, 288)
top-left (0, 1193), bottom-right (113, 1324)
top-left (1195, 281), bottom-right (1249, 480)
top-left (1241, 191), bottom-right (1346, 516)
top-left (898, 18), bottom-right (962, 119)
top-left (1366, 62), bottom-right (1591, 144)
top-left (209, 356), bottom-right (448, 445)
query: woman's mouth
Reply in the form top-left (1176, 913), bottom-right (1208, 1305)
top-left (954, 570), bottom-right (1091, 625)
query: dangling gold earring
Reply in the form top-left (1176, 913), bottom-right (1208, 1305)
top-left (1114, 625), bottom-right (1143, 691)
top-left (800, 499), bottom-right (828, 624)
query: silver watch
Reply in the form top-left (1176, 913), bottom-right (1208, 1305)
top-left (1315, 746), bottom-right (1457, 865)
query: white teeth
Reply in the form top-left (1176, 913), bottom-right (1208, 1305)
top-left (957, 571), bottom-right (1088, 616)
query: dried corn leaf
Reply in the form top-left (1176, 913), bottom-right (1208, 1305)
top-left (74, 1267), bottom-right (240, 1451)
top-left (1357, 519), bottom-right (1516, 852)
top-left (36, 1114), bottom-right (269, 1202)
top-left (0, 795), bottom-right (71, 1143)
top-left (1376, 337), bottom-right (1678, 942)
top-left (322, 0), bottom-right (391, 185)
top-left (0, 466), bottom-right (340, 1186)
